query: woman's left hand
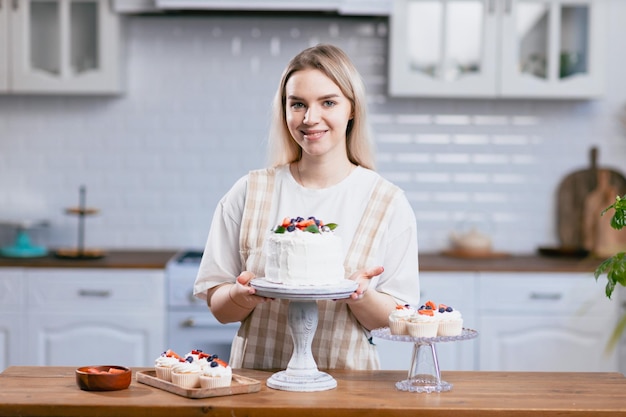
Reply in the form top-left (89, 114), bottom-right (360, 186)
top-left (347, 266), bottom-right (384, 301)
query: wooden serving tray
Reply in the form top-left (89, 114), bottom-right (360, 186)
top-left (136, 370), bottom-right (261, 399)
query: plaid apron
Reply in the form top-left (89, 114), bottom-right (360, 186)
top-left (229, 167), bottom-right (401, 370)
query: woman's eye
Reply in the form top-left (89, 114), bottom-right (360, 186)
top-left (323, 100), bottom-right (336, 107)
top-left (290, 102), bottom-right (305, 109)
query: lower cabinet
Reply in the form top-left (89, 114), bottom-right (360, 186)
top-left (478, 273), bottom-right (619, 372)
top-left (615, 287), bottom-right (625, 376)
top-left (0, 269), bottom-right (25, 371)
top-left (376, 271), bottom-right (622, 373)
top-left (1, 267), bottom-right (166, 369)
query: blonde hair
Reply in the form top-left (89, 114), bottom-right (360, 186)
top-left (267, 44), bottom-right (376, 170)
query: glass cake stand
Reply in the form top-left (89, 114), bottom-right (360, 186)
top-left (250, 278), bottom-right (358, 392)
top-left (370, 327), bottom-right (478, 393)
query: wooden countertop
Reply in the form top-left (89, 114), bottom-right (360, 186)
top-left (1, 366), bottom-right (625, 417)
top-left (0, 250), bottom-right (603, 273)
top-left (418, 253), bottom-right (602, 273)
top-left (0, 250), bottom-right (178, 269)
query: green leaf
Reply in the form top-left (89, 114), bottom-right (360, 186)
top-left (305, 224), bottom-right (320, 233)
top-left (325, 223), bottom-right (338, 231)
top-left (594, 257), bottom-right (613, 280)
top-left (602, 194), bottom-right (626, 230)
top-left (274, 226), bottom-right (286, 234)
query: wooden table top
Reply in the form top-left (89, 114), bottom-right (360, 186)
top-left (1, 366), bottom-right (625, 417)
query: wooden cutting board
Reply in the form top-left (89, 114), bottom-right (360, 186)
top-left (556, 147), bottom-right (626, 250)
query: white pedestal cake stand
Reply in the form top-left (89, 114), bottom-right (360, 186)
top-left (250, 278), bottom-right (358, 392)
top-left (371, 327), bottom-right (478, 393)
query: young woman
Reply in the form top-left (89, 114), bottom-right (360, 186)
top-left (194, 44), bottom-right (420, 370)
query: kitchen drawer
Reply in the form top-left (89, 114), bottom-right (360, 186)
top-left (420, 272), bottom-right (477, 310)
top-left (478, 273), bottom-right (612, 315)
top-left (26, 269), bottom-right (165, 311)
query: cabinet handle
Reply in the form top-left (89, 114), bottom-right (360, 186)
top-left (12, 0), bottom-right (17, 10)
top-left (487, 0), bottom-right (495, 14)
top-left (181, 317), bottom-right (216, 328)
top-left (529, 292), bottom-right (562, 301)
top-left (504, 0), bottom-right (512, 14)
top-left (78, 289), bottom-right (112, 298)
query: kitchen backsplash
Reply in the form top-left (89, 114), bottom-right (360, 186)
top-left (1, 10), bottom-right (625, 254)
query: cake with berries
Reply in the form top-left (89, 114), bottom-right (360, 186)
top-left (199, 357), bottom-right (233, 389)
top-left (155, 349), bottom-right (182, 382)
top-left (407, 302), bottom-right (440, 338)
top-left (171, 359), bottom-right (203, 389)
top-left (388, 304), bottom-right (415, 335)
top-left (156, 349), bottom-right (232, 389)
top-left (435, 303), bottom-right (463, 336)
top-left (264, 216), bottom-right (345, 286)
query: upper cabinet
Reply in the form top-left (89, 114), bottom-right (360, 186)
top-left (0, 0), bottom-right (121, 95)
top-left (113, 0), bottom-right (391, 15)
top-left (389, 0), bottom-right (607, 99)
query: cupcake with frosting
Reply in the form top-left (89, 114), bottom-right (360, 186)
top-left (436, 304), bottom-right (463, 336)
top-left (171, 359), bottom-right (203, 388)
top-left (199, 357), bottom-right (233, 389)
top-left (184, 349), bottom-right (204, 362)
top-left (388, 304), bottom-right (415, 335)
top-left (155, 349), bottom-right (182, 382)
top-left (406, 301), bottom-right (439, 338)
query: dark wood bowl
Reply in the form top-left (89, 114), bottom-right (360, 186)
top-left (75, 365), bottom-right (131, 391)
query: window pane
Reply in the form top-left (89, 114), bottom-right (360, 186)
top-left (445, 1), bottom-right (483, 81)
top-left (517, 2), bottom-right (549, 79)
top-left (31, 1), bottom-right (60, 75)
top-left (559, 6), bottom-right (588, 79)
top-left (70, 1), bottom-right (99, 74)
top-left (407, 1), bottom-right (442, 78)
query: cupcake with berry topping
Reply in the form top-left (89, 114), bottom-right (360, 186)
top-left (171, 358), bottom-right (203, 388)
top-left (406, 301), bottom-right (439, 338)
top-left (199, 357), bottom-right (233, 389)
top-left (184, 349), bottom-right (205, 363)
top-left (436, 303), bottom-right (463, 336)
top-left (154, 349), bottom-right (182, 382)
top-left (388, 304), bottom-right (415, 335)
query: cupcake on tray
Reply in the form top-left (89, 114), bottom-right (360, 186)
top-left (171, 358), bottom-right (203, 388)
top-left (154, 349), bottom-right (182, 382)
top-left (436, 303), bottom-right (463, 336)
top-left (199, 357), bottom-right (233, 389)
top-left (388, 304), bottom-right (415, 335)
top-left (406, 301), bottom-right (439, 338)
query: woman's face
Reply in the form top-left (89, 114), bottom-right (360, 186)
top-left (284, 68), bottom-right (353, 161)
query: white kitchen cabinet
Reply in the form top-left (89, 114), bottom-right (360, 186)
top-left (0, 2), bottom-right (8, 91)
top-left (24, 268), bottom-right (165, 367)
top-left (375, 272), bottom-right (478, 371)
top-left (0, 0), bottom-right (121, 94)
top-left (618, 287), bottom-right (626, 376)
top-left (0, 269), bottom-right (25, 372)
top-left (389, 0), bottom-right (606, 99)
top-left (137, 0), bottom-right (391, 15)
top-left (478, 272), bottom-right (619, 372)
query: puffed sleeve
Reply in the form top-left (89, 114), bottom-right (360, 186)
top-left (193, 175), bottom-right (248, 300)
top-left (373, 192), bottom-right (420, 307)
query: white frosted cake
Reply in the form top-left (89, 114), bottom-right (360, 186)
top-left (264, 216), bottom-right (345, 286)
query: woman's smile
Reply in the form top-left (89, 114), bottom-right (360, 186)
top-left (301, 129), bottom-right (328, 141)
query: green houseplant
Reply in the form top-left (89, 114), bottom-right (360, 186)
top-left (593, 194), bottom-right (626, 352)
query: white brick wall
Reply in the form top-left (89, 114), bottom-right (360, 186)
top-left (1, 9), bottom-right (625, 254)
